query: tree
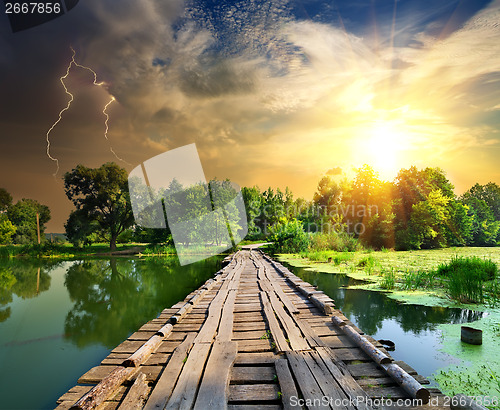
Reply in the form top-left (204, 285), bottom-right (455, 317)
top-left (0, 214), bottom-right (16, 244)
top-left (0, 188), bottom-right (12, 212)
top-left (461, 184), bottom-right (500, 245)
top-left (64, 163), bottom-right (134, 251)
top-left (7, 199), bottom-right (50, 244)
top-left (462, 182), bottom-right (500, 221)
top-left (64, 209), bottom-right (102, 248)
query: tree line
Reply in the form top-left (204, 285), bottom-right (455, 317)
top-left (0, 188), bottom-right (51, 245)
top-left (243, 165), bottom-right (500, 251)
top-left (1, 162), bottom-right (498, 252)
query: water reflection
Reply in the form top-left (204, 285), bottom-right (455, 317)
top-left (64, 257), bottom-right (220, 348)
top-left (0, 259), bottom-right (60, 322)
top-left (289, 266), bottom-right (484, 336)
top-left (0, 256), bottom-right (222, 409)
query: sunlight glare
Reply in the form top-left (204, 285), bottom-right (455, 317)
top-left (363, 119), bottom-right (408, 180)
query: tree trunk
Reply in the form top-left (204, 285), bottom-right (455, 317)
top-left (110, 236), bottom-right (117, 251)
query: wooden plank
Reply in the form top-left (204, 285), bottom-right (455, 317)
top-left (234, 352), bottom-right (277, 365)
top-left (228, 405), bottom-right (281, 410)
top-left (231, 366), bottom-right (275, 383)
top-left (117, 373), bottom-right (149, 410)
top-left (260, 291), bottom-right (290, 352)
top-left (164, 343), bottom-right (212, 409)
top-left (260, 264), bottom-right (300, 315)
top-left (218, 289), bottom-right (237, 342)
top-left (57, 386), bottom-right (93, 404)
top-left (285, 351), bottom-right (325, 410)
top-left (303, 351), bottom-right (351, 409)
top-left (232, 330), bottom-right (271, 340)
top-left (71, 366), bottom-right (138, 410)
top-left (274, 359), bottom-right (301, 410)
top-left (194, 341), bottom-right (238, 409)
top-left (144, 333), bottom-right (196, 410)
top-left (268, 292), bottom-right (309, 351)
top-left (228, 384), bottom-right (279, 402)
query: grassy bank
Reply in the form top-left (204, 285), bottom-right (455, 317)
top-left (0, 243), bottom-right (147, 258)
top-left (279, 247), bottom-right (500, 406)
top-left (279, 247), bottom-right (500, 308)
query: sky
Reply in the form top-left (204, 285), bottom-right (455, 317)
top-left (1, 0), bottom-right (499, 232)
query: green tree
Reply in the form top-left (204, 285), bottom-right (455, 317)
top-left (461, 184), bottom-right (500, 245)
top-left (0, 214), bottom-right (16, 244)
top-left (64, 163), bottom-right (134, 251)
top-left (462, 182), bottom-right (500, 220)
top-left (409, 189), bottom-right (451, 249)
top-left (64, 209), bottom-right (102, 248)
top-left (242, 186), bottom-right (263, 238)
top-left (7, 199), bottom-right (51, 244)
top-left (0, 188), bottom-right (12, 212)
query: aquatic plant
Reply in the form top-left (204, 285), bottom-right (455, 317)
top-left (380, 268), bottom-right (396, 289)
top-left (436, 256), bottom-right (498, 303)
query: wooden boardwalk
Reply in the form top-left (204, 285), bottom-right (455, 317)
top-left (56, 249), bottom-right (453, 410)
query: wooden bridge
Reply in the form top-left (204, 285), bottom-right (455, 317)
top-left (56, 249), bottom-right (453, 410)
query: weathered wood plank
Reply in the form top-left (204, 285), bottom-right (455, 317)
top-left (218, 289), bottom-right (237, 342)
top-left (117, 373), bottom-right (149, 410)
top-left (194, 340), bottom-right (238, 409)
top-left (260, 291), bottom-right (290, 352)
top-left (304, 350), bottom-right (351, 409)
top-left (164, 343), bottom-right (212, 409)
top-left (144, 333), bottom-right (196, 410)
top-left (234, 352), bottom-right (277, 365)
top-left (228, 384), bottom-right (279, 402)
top-left (71, 367), bottom-right (138, 410)
top-left (285, 351), bottom-right (325, 410)
top-left (231, 366), bottom-right (275, 383)
top-left (268, 292), bottom-right (309, 351)
top-left (275, 359), bottom-right (301, 410)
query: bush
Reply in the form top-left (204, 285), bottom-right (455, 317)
top-left (308, 232), bottom-right (361, 252)
top-left (268, 219), bottom-right (310, 253)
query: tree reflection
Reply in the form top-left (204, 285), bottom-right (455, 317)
top-left (290, 266), bottom-right (483, 336)
top-left (63, 257), bottom-right (220, 348)
top-left (0, 260), bottom-right (56, 322)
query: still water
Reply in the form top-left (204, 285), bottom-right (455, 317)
top-left (0, 256), bottom-right (222, 410)
top-left (283, 263), bottom-right (484, 385)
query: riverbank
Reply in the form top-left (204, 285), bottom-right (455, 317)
top-left (0, 243), bottom-right (148, 259)
top-left (278, 247), bottom-right (500, 406)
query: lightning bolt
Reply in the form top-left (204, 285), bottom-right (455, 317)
top-left (46, 47), bottom-right (129, 177)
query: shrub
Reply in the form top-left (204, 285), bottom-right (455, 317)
top-left (268, 219), bottom-right (310, 253)
top-left (308, 232), bottom-right (362, 252)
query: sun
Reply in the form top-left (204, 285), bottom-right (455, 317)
top-left (359, 119), bottom-right (411, 180)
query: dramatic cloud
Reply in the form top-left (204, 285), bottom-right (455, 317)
top-left (0, 0), bottom-right (499, 230)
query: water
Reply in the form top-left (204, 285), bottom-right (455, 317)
top-left (0, 256), bottom-right (222, 410)
top-left (283, 264), bottom-right (484, 385)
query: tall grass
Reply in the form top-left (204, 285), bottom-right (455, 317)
top-left (357, 255), bottom-right (376, 273)
top-left (380, 268), bottom-right (396, 289)
top-left (437, 256), bottom-right (498, 303)
top-left (401, 270), bottom-right (435, 290)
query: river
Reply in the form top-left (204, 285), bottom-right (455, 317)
top-left (0, 256), bottom-right (222, 410)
